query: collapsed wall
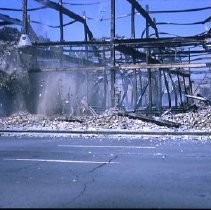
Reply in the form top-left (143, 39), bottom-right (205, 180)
top-left (0, 41), bottom-right (31, 117)
top-left (0, 40), bottom-right (108, 117)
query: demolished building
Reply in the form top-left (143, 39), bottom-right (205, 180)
top-left (0, 0), bottom-right (211, 126)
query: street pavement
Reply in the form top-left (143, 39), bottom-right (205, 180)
top-left (0, 135), bottom-right (211, 208)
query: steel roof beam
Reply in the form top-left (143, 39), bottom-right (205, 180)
top-left (34, 0), bottom-right (94, 40)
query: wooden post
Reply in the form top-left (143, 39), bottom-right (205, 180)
top-left (163, 71), bottom-right (171, 108)
top-left (177, 74), bottom-right (183, 107)
top-left (139, 72), bottom-right (143, 107)
top-left (103, 47), bottom-right (107, 110)
top-left (83, 12), bottom-right (89, 104)
top-left (188, 48), bottom-right (193, 102)
top-left (110, 0), bottom-right (116, 107)
top-left (153, 17), bottom-right (162, 115)
top-left (169, 73), bottom-right (178, 107)
top-left (183, 75), bottom-right (188, 105)
top-left (158, 69), bottom-right (162, 115)
top-left (83, 11), bottom-right (88, 59)
top-left (133, 69), bottom-right (137, 110)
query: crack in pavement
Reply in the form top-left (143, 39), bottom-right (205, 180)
top-left (70, 183), bottom-right (87, 203)
top-left (62, 155), bottom-right (118, 207)
top-left (62, 177), bottom-right (95, 208)
top-left (89, 155), bottom-right (119, 173)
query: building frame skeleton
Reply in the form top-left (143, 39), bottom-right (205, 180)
top-left (1, 0), bottom-right (211, 116)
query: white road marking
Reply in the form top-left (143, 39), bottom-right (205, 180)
top-left (58, 145), bottom-right (156, 149)
top-left (4, 158), bottom-right (119, 164)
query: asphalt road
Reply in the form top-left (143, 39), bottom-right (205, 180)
top-left (0, 135), bottom-right (211, 208)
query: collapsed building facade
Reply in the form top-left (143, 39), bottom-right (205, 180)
top-left (0, 0), bottom-right (211, 120)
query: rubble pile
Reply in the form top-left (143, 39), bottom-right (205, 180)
top-left (79, 113), bottom-right (167, 131)
top-left (0, 111), bottom-right (83, 130)
top-left (162, 106), bottom-right (211, 131)
top-left (0, 111), bottom-right (45, 129)
top-left (0, 106), bottom-right (211, 131)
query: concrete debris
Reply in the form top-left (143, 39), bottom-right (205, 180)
top-left (1, 106), bottom-right (211, 132)
top-left (162, 106), bottom-right (211, 131)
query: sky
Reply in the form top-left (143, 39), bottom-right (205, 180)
top-left (0, 0), bottom-right (211, 41)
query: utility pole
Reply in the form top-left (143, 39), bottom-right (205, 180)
top-left (18, 0), bottom-right (31, 47)
top-left (131, 4), bottom-right (135, 39)
top-left (59, 0), bottom-right (64, 41)
top-left (22, 0), bottom-right (28, 34)
top-left (110, 0), bottom-right (116, 107)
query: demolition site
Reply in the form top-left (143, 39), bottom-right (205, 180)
top-left (1, 0), bottom-right (211, 134)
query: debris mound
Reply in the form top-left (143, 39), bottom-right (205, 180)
top-left (162, 106), bottom-right (211, 131)
top-left (0, 106), bottom-right (211, 132)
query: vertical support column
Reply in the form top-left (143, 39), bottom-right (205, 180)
top-left (177, 74), bottom-right (183, 107)
top-left (188, 48), bottom-right (193, 103)
top-left (153, 17), bottom-right (162, 115)
top-left (83, 11), bottom-right (88, 60)
top-left (139, 72), bottom-right (143, 107)
top-left (145, 5), bottom-right (149, 39)
top-left (59, 0), bottom-right (64, 42)
top-left (158, 69), bottom-right (162, 115)
top-left (183, 75), bottom-right (188, 106)
top-left (146, 5), bottom-right (152, 114)
top-left (163, 70), bottom-right (171, 108)
top-left (131, 4), bottom-right (135, 39)
top-left (133, 69), bottom-right (137, 110)
top-left (103, 47), bottom-right (107, 110)
top-left (83, 12), bottom-right (89, 104)
top-left (59, 0), bottom-right (64, 68)
top-left (131, 4), bottom-right (137, 110)
top-left (22, 0), bottom-right (28, 34)
top-left (110, 0), bottom-right (116, 107)
top-left (147, 65), bottom-right (153, 113)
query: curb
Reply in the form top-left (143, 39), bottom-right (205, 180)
top-left (0, 129), bottom-right (211, 136)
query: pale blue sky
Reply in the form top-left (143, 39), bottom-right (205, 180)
top-left (0, 0), bottom-right (211, 41)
